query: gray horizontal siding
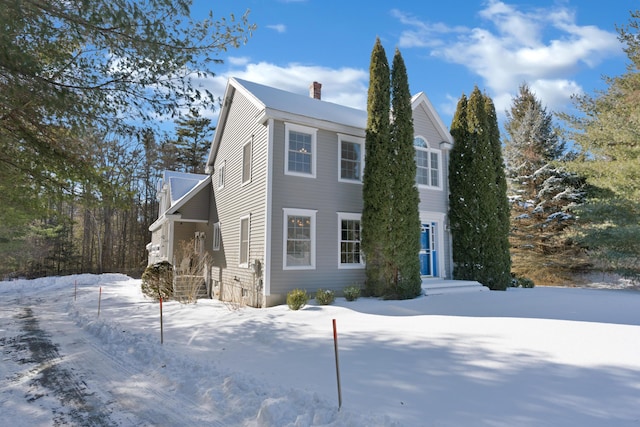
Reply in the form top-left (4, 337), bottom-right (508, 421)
top-left (269, 122), bottom-right (365, 296)
top-left (212, 88), bottom-right (268, 292)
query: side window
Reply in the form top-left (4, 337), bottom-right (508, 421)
top-left (213, 222), bottom-right (221, 251)
top-left (285, 123), bottom-right (317, 178)
top-left (218, 161), bottom-right (226, 189)
top-left (242, 139), bottom-right (252, 185)
top-left (283, 208), bottom-right (317, 269)
top-left (339, 134), bottom-right (364, 183)
top-left (239, 215), bottom-right (250, 267)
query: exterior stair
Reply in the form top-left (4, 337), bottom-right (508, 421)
top-left (421, 278), bottom-right (489, 295)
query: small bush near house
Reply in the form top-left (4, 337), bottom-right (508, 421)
top-left (343, 285), bottom-right (361, 301)
top-left (141, 261), bottom-right (174, 301)
top-left (315, 289), bottom-right (335, 305)
top-left (511, 276), bottom-right (535, 288)
top-left (286, 289), bottom-right (309, 310)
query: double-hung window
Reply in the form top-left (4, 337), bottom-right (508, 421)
top-left (338, 213), bottom-right (364, 268)
top-left (414, 137), bottom-right (442, 189)
top-left (285, 123), bottom-right (317, 178)
top-left (338, 135), bottom-right (364, 183)
top-left (283, 208), bottom-right (316, 269)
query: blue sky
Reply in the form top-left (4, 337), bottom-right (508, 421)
top-left (191, 0), bottom-right (636, 130)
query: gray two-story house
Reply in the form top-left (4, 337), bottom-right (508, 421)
top-left (148, 77), bottom-right (461, 307)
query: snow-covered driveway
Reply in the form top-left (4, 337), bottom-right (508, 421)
top-left (0, 281), bottom-right (226, 426)
top-left (1, 273), bottom-right (639, 426)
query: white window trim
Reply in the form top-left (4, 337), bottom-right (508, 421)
top-left (414, 136), bottom-right (443, 190)
top-left (284, 122), bottom-right (317, 179)
top-left (338, 134), bottom-right (365, 184)
top-left (239, 214), bottom-right (250, 268)
top-left (218, 160), bottom-right (226, 189)
top-left (242, 138), bottom-right (252, 186)
top-left (212, 222), bottom-right (221, 251)
top-left (282, 208), bottom-right (317, 270)
top-left (337, 212), bottom-right (364, 269)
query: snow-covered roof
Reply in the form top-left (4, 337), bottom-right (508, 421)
top-left (163, 171), bottom-right (209, 205)
top-left (231, 77), bottom-right (368, 130)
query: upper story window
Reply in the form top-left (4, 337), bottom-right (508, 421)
top-left (218, 160), bottom-right (226, 189)
top-left (242, 139), bottom-right (252, 185)
top-left (339, 134), bottom-right (364, 183)
top-left (414, 136), bottom-right (442, 189)
top-left (285, 123), bottom-right (317, 178)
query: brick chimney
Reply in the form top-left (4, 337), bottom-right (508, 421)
top-left (309, 81), bottom-right (322, 100)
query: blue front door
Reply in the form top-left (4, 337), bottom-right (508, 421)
top-left (420, 223), bottom-right (438, 276)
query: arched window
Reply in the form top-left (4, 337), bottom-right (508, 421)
top-left (414, 137), bottom-right (442, 189)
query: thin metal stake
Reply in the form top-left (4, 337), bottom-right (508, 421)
top-left (97, 286), bottom-right (102, 317)
top-left (160, 297), bottom-right (164, 344)
top-left (333, 318), bottom-right (342, 410)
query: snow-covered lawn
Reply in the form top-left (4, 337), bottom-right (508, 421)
top-left (1, 274), bottom-right (639, 426)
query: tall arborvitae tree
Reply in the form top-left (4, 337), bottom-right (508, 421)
top-left (449, 87), bottom-right (510, 290)
top-left (484, 95), bottom-right (512, 290)
top-left (505, 84), bottom-right (587, 285)
top-left (389, 48), bottom-right (422, 298)
top-left (362, 38), bottom-right (393, 296)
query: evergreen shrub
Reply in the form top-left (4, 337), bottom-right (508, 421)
top-left (343, 285), bottom-right (361, 301)
top-left (315, 289), bottom-right (335, 305)
top-left (141, 261), bottom-right (173, 301)
top-left (286, 289), bottom-right (309, 310)
top-left (511, 276), bottom-right (535, 288)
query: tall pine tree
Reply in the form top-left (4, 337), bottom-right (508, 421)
top-left (362, 38), bottom-right (392, 296)
top-left (505, 84), bottom-right (586, 285)
top-left (449, 87), bottom-right (510, 290)
top-left (172, 108), bottom-right (215, 174)
top-left (558, 11), bottom-right (640, 279)
top-left (389, 48), bottom-right (421, 298)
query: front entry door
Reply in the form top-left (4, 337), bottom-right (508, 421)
top-left (420, 223), bottom-right (438, 277)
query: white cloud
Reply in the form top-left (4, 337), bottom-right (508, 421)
top-left (266, 24), bottom-right (287, 33)
top-left (394, 0), bottom-right (622, 113)
top-left (231, 62), bottom-right (368, 109)
top-left (180, 61), bottom-right (369, 128)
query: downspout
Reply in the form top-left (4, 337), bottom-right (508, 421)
top-left (262, 118), bottom-right (275, 307)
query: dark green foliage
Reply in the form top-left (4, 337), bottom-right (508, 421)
top-left (342, 285), bottom-right (361, 301)
top-left (484, 96), bottom-right (512, 290)
top-left (557, 11), bottom-right (640, 279)
top-left (286, 289), bottom-right (309, 310)
top-left (141, 261), bottom-right (174, 301)
top-left (511, 276), bottom-right (535, 288)
top-left (389, 48), bottom-right (422, 299)
top-left (362, 40), bottom-right (422, 299)
top-left (169, 108), bottom-right (215, 174)
top-left (315, 289), bottom-right (335, 305)
top-left (448, 88), bottom-right (511, 290)
top-left (0, 0), bottom-right (254, 271)
top-left (362, 38), bottom-right (393, 296)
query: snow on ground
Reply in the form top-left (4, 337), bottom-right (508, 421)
top-left (1, 274), bottom-right (639, 427)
